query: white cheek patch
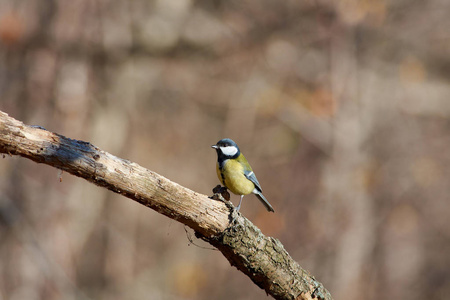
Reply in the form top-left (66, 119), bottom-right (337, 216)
top-left (220, 146), bottom-right (238, 156)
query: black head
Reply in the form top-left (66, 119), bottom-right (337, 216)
top-left (211, 138), bottom-right (240, 159)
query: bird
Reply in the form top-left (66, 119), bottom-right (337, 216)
top-left (211, 138), bottom-right (274, 212)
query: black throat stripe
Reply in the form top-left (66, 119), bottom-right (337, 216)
top-left (218, 159), bottom-right (227, 186)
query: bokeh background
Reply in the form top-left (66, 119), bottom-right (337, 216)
top-left (1, 0), bottom-right (450, 299)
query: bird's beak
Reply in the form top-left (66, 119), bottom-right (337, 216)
top-left (211, 145), bottom-right (218, 149)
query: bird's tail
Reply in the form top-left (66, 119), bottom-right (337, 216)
top-left (254, 191), bottom-right (275, 212)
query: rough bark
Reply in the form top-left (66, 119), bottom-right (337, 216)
top-left (0, 110), bottom-right (332, 300)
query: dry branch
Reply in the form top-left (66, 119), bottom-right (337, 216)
top-left (0, 110), bottom-right (332, 300)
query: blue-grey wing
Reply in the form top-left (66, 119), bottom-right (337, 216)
top-left (244, 169), bottom-right (262, 192)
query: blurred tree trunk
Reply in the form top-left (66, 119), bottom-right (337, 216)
top-left (320, 26), bottom-right (376, 300)
top-left (0, 110), bottom-right (332, 300)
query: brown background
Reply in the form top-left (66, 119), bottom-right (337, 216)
top-left (1, 0), bottom-right (450, 299)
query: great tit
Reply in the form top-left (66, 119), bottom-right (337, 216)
top-left (212, 138), bottom-right (274, 212)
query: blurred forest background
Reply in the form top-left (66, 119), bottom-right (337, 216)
top-left (1, 0), bottom-right (450, 299)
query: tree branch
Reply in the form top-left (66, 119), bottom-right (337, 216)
top-left (0, 110), bottom-right (332, 300)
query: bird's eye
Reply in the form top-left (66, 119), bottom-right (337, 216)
top-left (220, 146), bottom-right (238, 156)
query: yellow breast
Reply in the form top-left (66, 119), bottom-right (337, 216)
top-left (216, 159), bottom-right (255, 195)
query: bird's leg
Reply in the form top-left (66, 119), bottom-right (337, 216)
top-left (235, 195), bottom-right (244, 212)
